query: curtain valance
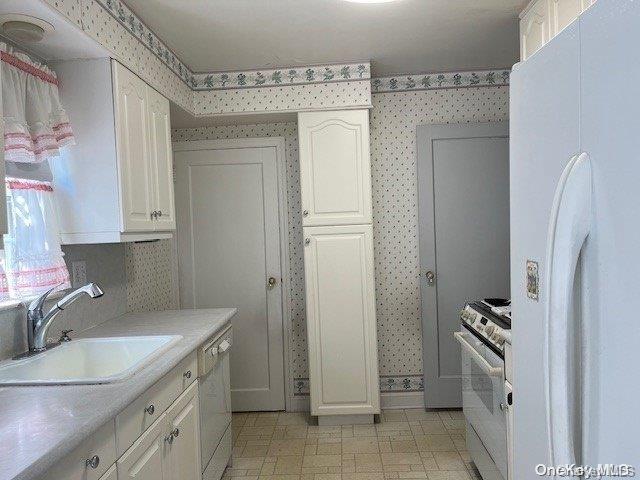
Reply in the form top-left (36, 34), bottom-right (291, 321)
top-left (1, 42), bottom-right (75, 164)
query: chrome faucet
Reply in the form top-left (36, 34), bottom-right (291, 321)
top-left (27, 283), bottom-right (104, 352)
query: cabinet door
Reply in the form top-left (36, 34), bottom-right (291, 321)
top-left (112, 60), bottom-right (155, 232)
top-left (550, 0), bottom-right (582, 36)
top-left (147, 86), bottom-right (176, 230)
top-left (165, 382), bottom-right (201, 480)
top-left (117, 413), bottom-right (168, 480)
top-left (298, 110), bottom-right (372, 226)
top-left (303, 224), bottom-right (380, 415)
top-left (520, 0), bottom-right (550, 60)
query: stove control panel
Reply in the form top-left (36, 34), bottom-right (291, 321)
top-left (460, 305), bottom-right (508, 353)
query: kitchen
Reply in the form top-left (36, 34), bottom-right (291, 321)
top-left (0, 1), bottom-right (638, 480)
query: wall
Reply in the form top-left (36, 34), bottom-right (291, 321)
top-left (0, 243), bottom-right (126, 360)
top-left (171, 85), bottom-right (510, 402)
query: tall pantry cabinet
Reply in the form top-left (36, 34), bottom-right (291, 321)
top-left (298, 110), bottom-right (380, 423)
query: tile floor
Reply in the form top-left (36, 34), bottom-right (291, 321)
top-left (226, 409), bottom-right (480, 480)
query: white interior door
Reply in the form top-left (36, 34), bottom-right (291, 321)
top-left (174, 139), bottom-right (286, 411)
top-left (417, 122), bottom-right (510, 408)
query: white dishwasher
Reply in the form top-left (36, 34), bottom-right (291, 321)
top-left (198, 325), bottom-right (233, 480)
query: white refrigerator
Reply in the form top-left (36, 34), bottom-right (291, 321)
top-left (510, 0), bottom-right (640, 478)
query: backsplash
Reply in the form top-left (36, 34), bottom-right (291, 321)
top-left (0, 243), bottom-right (126, 360)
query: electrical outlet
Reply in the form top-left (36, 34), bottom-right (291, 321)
top-left (71, 260), bottom-right (87, 287)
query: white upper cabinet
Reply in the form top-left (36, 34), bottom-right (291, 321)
top-left (520, 0), bottom-right (550, 61)
top-left (52, 58), bottom-right (176, 243)
top-left (113, 61), bottom-right (155, 232)
top-left (298, 110), bottom-right (372, 226)
top-left (147, 86), bottom-right (176, 230)
top-left (520, 0), bottom-right (596, 60)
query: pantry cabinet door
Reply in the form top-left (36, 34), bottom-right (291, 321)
top-left (550, 0), bottom-right (582, 35)
top-left (117, 413), bottom-right (167, 480)
top-left (298, 110), bottom-right (372, 226)
top-left (165, 383), bottom-right (201, 480)
top-left (303, 224), bottom-right (380, 416)
top-left (520, 0), bottom-right (550, 60)
top-left (112, 60), bottom-right (155, 232)
top-left (147, 86), bottom-right (176, 230)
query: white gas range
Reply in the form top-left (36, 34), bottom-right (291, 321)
top-left (455, 298), bottom-right (513, 480)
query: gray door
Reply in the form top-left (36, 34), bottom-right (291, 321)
top-left (417, 122), bottom-right (510, 408)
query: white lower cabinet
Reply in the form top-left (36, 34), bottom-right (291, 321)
top-left (118, 382), bottom-right (201, 480)
top-left (303, 224), bottom-right (380, 416)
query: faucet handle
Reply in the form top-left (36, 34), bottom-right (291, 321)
top-left (27, 286), bottom-right (59, 315)
top-left (59, 329), bottom-right (73, 342)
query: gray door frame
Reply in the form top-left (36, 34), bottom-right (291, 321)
top-left (417, 122), bottom-right (509, 408)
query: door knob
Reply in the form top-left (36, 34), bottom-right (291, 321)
top-left (425, 270), bottom-right (435, 286)
top-left (267, 277), bottom-right (277, 288)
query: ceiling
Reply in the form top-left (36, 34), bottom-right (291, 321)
top-left (123, 0), bottom-right (527, 76)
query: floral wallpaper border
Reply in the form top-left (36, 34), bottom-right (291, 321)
top-left (192, 63), bottom-right (371, 90)
top-left (96, 2), bottom-right (506, 95)
top-left (96, 0), bottom-right (197, 87)
top-left (371, 69), bottom-right (511, 93)
top-left (293, 375), bottom-right (424, 396)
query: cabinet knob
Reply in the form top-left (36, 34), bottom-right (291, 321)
top-left (172, 428), bottom-right (180, 438)
top-left (145, 404), bottom-right (155, 415)
top-left (157, 210), bottom-right (163, 217)
top-left (150, 211), bottom-right (157, 219)
top-left (85, 455), bottom-right (100, 469)
top-left (183, 370), bottom-right (192, 379)
top-left (303, 210), bottom-right (309, 217)
top-left (305, 238), bottom-right (310, 245)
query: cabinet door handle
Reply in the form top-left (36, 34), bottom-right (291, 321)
top-left (145, 404), bottom-right (155, 415)
top-left (172, 428), bottom-right (180, 438)
top-left (157, 210), bottom-right (163, 217)
top-left (303, 210), bottom-right (309, 217)
top-left (183, 370), bottom-right (192, 379)
top-left (305, 238), bottom-right (310, 246)
top-left (85, 455), bottom-right (100, 469)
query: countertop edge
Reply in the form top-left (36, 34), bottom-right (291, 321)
top-left (5, 308), bottom-right (237, 480)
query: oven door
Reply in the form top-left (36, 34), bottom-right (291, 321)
top-left (455, 327), bottom-right (507, 478)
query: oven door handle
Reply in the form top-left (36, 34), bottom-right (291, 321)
top-left (454, 331), bottom-right (503, 378)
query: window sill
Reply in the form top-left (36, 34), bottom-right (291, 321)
top-left (0, 291), bottom-right (66, 313)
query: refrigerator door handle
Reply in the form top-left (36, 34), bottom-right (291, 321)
top-left (544, 152), bottom-right (592, 467)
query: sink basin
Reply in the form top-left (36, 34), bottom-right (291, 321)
top-left (0, 335), bottom-right (182, 386)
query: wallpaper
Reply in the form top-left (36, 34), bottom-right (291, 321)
top-left (170, 85), bottom-right (510, 396)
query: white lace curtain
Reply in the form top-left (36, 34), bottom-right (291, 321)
top-left (0, 43), bottom-right (74, 301)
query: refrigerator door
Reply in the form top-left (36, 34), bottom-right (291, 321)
top-left (580, 0), bottom-right (640, 466)
top-left (509, 21), bottom-right (581, 480)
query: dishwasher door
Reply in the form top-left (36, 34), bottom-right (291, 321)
top-left (200, 339), bottom-right (232, 473)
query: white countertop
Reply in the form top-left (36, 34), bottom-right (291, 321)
top-left (0, 308), bottom-right (236, 480)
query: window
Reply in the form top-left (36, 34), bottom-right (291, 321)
top-left (1, 42), bottom-right (75, 303)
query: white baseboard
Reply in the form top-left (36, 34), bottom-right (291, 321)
top-left (288, 392), bottom-right (425, 412)
top-left (380, 391), bottom-right (425, 409)
top-left (288, 396), bottom-right (310, 412)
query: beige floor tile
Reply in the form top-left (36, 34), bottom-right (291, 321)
top-left (382, 410), bottom-right (408, 422)
top-left (432, 452), bottom-right (465, 470)
top-left (233, 458), bottom-right (267, 469)
top-left (258, 476), bottom-right (301, 480)
top-left (390, 440), bottom-right (418, 453)
top-left (355, 453), bottom-right (383, 472)
top-left (226, 477), bottom-right (259, 480)
top-left (274, 456), bottom-right (304, 474)
top-left (242, 445), bottom-right (271, 457)
top-left (303, 455), bottom-right (342, 467)
top-left (268, 439), bottom-right (308, 456)
top-left (261, 463), bottom-right (277, 475)
top-left (426, 471), bottom-right (470, 480)
top-left (284, 426), bottom-right (309, 439)
top-left (241, 425), bottom-right (277, 436)
top-left (378, 441), bottom-right (392, 453)
top-left (377, 422), bottom-right (411, 432)
top-left (343, 437), bottom-right (380, 454)
top-left (343, 473), bottom-right (385, 480)
top-left (278, 413), bottom-right (311, 426)
top-left (418, 422), bottom-right (447, 435)
top-left (397, 473), bottom-right (428, 479)
top-left (317, 443), bottom-right (342, 455)
top-left (313, 475), bottom-right (341, 480)
top-left (353, 425), bottom-right (377, 437)
top-left (403, 410), bottom-right (441, 422)
top-left (441, 419), bottom-right (465, 434)
top-left (381, 453), bottom-right (423, 465)
top-left (305, 445), bottom-right (318, 456)
top-left (414, 435), bottom-right (455, 452)
top-left (255, 414), bottom-right (279, 426)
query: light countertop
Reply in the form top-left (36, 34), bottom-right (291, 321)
top-left (0, 308), bottom-right (236, 480)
